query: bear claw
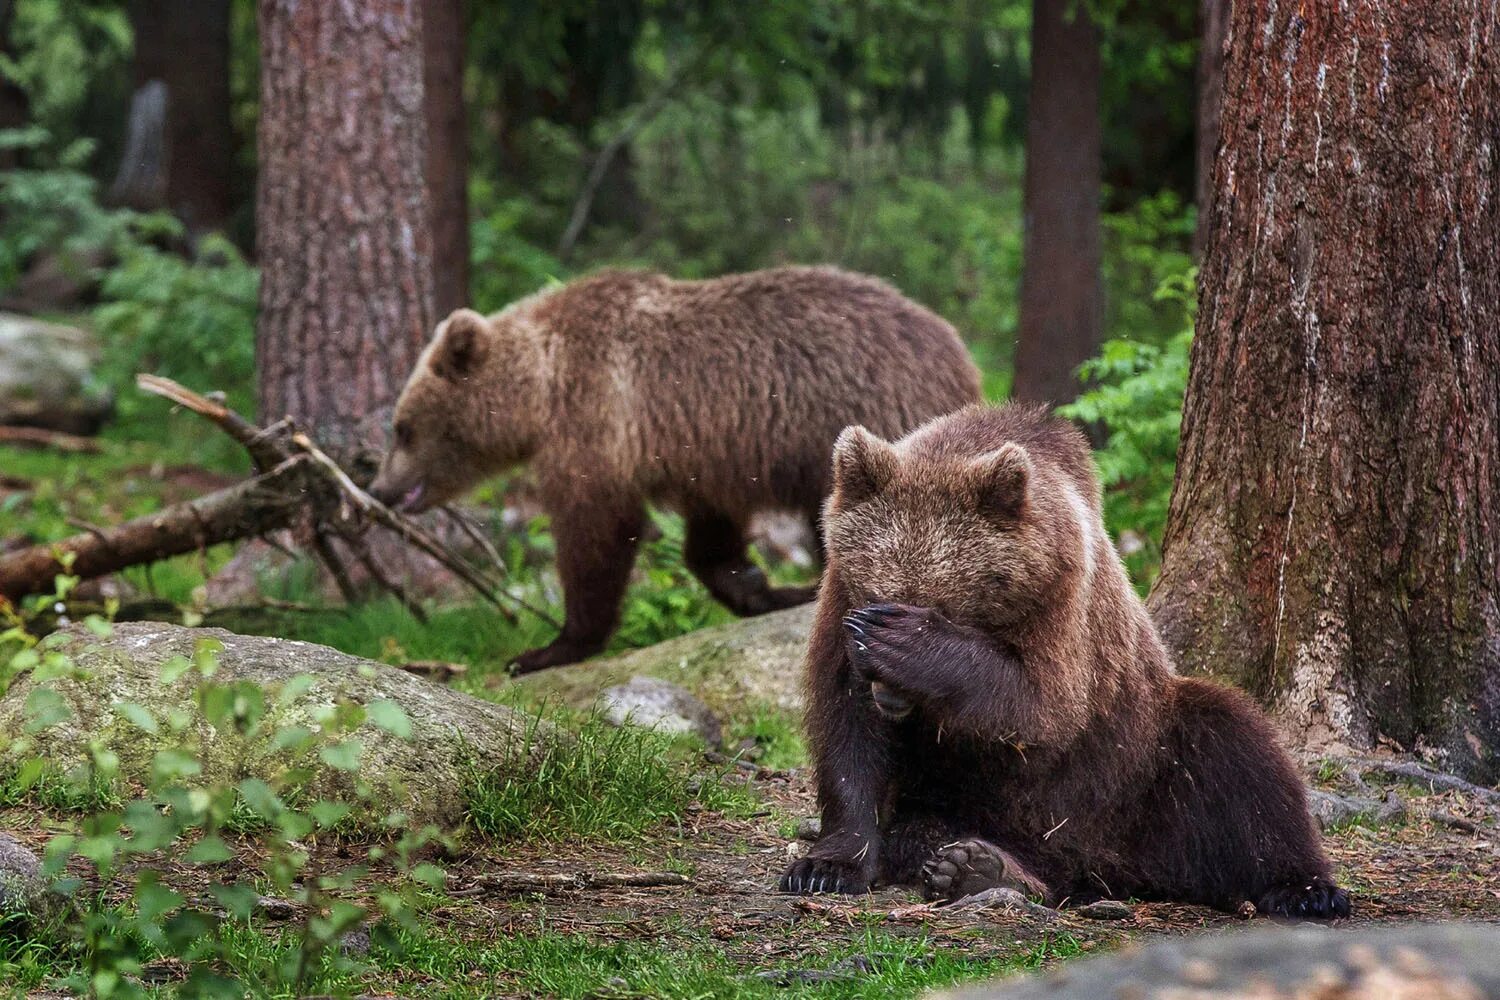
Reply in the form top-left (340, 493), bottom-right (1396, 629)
top-left (779, 857), bottom-right (870, 896)
top-left (921, 839), bottom-right (1037, 902)
top-left (1255, 877), bottom-right (1350, 919)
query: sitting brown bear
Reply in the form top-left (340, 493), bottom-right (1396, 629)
top-left (780, 403), bottom-right (1349, 918)
top-left (369, 266), bottom-right (981, 673)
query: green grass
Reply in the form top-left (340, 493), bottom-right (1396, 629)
top-left (729, 707), bottom-right (808, 770)
top-left (1, 913), bottom-right (1085, 999)
top-left (462, 713), bottom-right (755, 843)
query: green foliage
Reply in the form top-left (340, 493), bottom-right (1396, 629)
top-left (613, 513), bottom-right (734, 650)
top-left (1059, 269), bottom-right (1195, 591)
top-left (93, 236), bottom-right (259, 415)
top-left (2, 615), bottom-right (446, 999)
top-left (462, 712), bottom-right (751, 843)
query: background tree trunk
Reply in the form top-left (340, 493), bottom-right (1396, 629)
top-left (1193, 0), bottom-right (1229, 255)
top-left (256, 0), bottom-right (434, 469)
top-left (1012, 0), bottom-right (1102, 407)
top-left (127, 0), bottom-right (235, 235)
top-left (0, 0), bottom-right (27, 170)
top-left (423, 0), bottom-right (469, 317)
top-left (1149, 2), bottom-right (1500, 778)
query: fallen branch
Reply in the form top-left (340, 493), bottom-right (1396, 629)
top-left (459, 871), bottom-right (690, 897)
top-left (0, 376), bottom-right (545, 627)
top-left (1348, 758), bottom-right (1500, 806)
top-left (0, 424), bottom-right (103, 453)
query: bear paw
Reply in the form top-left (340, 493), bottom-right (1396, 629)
top-left (921, 839), bottom-right (1039, 903)
top-left (779, 856), bottom-right (872, 896)
top-left (1255, 876), bottom-right (1350, 919)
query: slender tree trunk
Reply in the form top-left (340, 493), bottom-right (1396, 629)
top-left (128, 0), bottom-right (235, 235)
top-left (423, 0), bottom-right (469, 317)
top-left (1149, 2), bottom-right (1500, 779)
top-left (256, 0), bottom-right (434, 469)
top-left (1012, 0), bottom-right (1102, 407)
top-left (1193, 0), bottom-right (1229, 255)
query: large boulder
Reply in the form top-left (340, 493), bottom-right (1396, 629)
top-left (0, 313), bottom-right (115, 434)
top-left (0, 623), bottom-right (549, 826)
top-left (510, 604), bottom-right (814, 714)
top-left (936, 923), bottom-right (1500, 999)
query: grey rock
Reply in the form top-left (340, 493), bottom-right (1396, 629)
top-left (0, 622), bottom-right (557, 827)
top-left (512, 604), bottom-right (813, 715)
top-left (934, 923), bottom-right (1500, 999)
top-left (948, 887), bottom-right (1059, 922)
top-left (0, 313), bottom-right (114, 434)
top-left (1306, 787), bottom-right (1407, 831)
top-left (600, 676), bottom-right (723, 748)
top-left (1073, 899), bottom-right (1133, 921)
top-left (795, 817), bottom-right (822, 842)
top-left (0, 832), bottom-right (50, 922)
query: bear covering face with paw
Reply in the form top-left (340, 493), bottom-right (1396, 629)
top-left (781, 403), bottom-right (1348, 919)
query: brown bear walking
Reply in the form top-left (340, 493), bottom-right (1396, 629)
top-left (369, 266), bottom-right (981, 673)
top-left (780, 404), bottom-right (1349, 918)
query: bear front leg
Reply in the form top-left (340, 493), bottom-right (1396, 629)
top-left (511, 498), bottom-right (645, 674)
top-left (780, 583), bottom-right (892, 895)
top-left (843, 604), bottom-right (1053, 741)
top-left (684, 508), bottom-right (816, 616)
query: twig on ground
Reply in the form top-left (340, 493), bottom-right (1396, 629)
top-left (459, 871), bottom-right (691, 897)
top-left (1348, 758), bottom-right (1500, 806)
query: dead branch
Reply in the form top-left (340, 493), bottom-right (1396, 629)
top-left (1348, 758), bottom-right (1500, 806)
top-left (0, 425), bottom-right (103, 453)
top-left (457, 871), bottom-right (690, 897)
top-left (0, 376), bottom-right (549, 628)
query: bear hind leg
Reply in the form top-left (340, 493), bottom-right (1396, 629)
top-left (685, 508), bottom-right (814, 616)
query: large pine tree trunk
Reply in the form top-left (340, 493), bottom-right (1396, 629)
top-left (128, 0), bottom-right (236, 235)
top-left (1150, 2), bottom-right (1500, 778)
top-left (1193, 0), bottom-right (1229, 255)
top-left (423, 0), bottom-right (469, 317)
top-left (256, 0), bottom-right (434, 468)
top-left (1011, 0), bottom-right (1102, 407)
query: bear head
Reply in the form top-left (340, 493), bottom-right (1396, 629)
top-left (369, 307), bottom-right (546, 513)
top-left (822, 415), bottom-right (1097, 634)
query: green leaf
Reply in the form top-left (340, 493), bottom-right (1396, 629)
top-left (310, 801), bottom-right (351, 829)
top-left (236, 778), bottom-right (280, 819)
top-left (186, 835), bottom-right (233, 865)
top-left (22, 687), bottom-right (71, 733)
top-left (318, 739), bottom-right (363, 772)
top-left (410, 862), bottom-right (446, 890)
top-left (113, 701), bottom-right (159, 734)
top-left (135, 878), bottom-right (184, 923)
top-left (159, 654), bottom-right (193, 685)
top-left (367, 699), bottom-right (412, 739)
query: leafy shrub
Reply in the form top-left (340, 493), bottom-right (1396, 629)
top-left (1060, 269), bottom-right (1194, 591)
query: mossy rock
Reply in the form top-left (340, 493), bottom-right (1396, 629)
top-left (0, 622), bottom-right (551, 827)
top-left (508, 604), bottom-right (813, 716)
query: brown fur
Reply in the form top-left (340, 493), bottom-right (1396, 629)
top-left (369, 266), bottom-right (981, 671)
top-left (780, 403), bottom-right (1348, 918)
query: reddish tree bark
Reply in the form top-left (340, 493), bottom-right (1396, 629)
top-left (1012, 0), bottom-right (1102, 407)
top-left (1193, 0), bottom-right (1229, 255)
top-left (127, 0), bottom-right (236, 234)
top-left (1150, 2), bottom-right (1500, 778)
top-left (423, 0), bottom-right (470, 317)
top-left (256, 0), bottom-right (434, 467)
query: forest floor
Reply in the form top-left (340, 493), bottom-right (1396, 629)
top-left (7, 751), bottom-right (1498, 999)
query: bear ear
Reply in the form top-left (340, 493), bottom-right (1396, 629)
top-left (430, 309), bottom-right (489, 380)
top-left (832, 425), bottom-right (898, 505)
top-left (968, 442), bottom-right (1031, 519)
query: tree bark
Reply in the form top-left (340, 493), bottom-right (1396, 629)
top-left (1012, 0), bottom-right (1103, 407)
top-left (423, 0), bottom-right (469, 317)
top-left (1150, 2), bottom-right (1500, 779)
top-left (1193, 0), bottom-right (1230, 255)
top-left (256, 0), bottom-right (434, 467)
top-left (127, 0), bottom-right (236, 234)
